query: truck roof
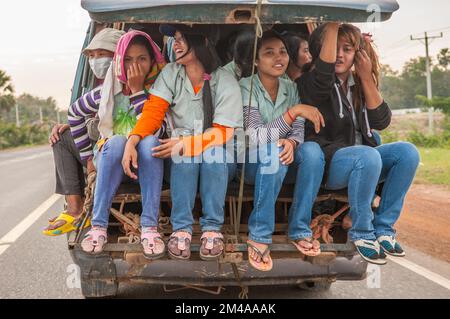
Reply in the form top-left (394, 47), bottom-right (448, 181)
top-left (82, 0), bottom-right (399, 13)
top-left (81, 0), bottom-right (400, 24)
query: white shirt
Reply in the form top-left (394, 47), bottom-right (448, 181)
top-left (339, 73), bottom-right (363, 145)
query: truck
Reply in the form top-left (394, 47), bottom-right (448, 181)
top-left (67, 0), bottom-right (400, 299)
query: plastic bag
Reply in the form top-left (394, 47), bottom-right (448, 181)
top-left (113, 108), bottom-right (136, 136)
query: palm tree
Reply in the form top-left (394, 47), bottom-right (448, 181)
top-left (0, 69), bottom-right (15, 114)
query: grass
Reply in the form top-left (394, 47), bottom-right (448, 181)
top-left (379, 112), bottom-right (450, 188)
top-left (415, 147), bottom-right (450, 187)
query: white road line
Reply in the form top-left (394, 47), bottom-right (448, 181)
top-left (0, 245), bottom-right (10, 256)
top-left (388, 256), bottom-right (450, 290)
top-left (0, 194), bottom-right (62, 256)
top-left (0, 151), bottom-right (52, 167)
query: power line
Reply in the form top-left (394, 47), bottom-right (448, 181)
top-left (385, 25), bottom-right (450, 51)
top-left (385, 37), bottom-right (411, 50)
top-left (421, 25), bottom-right (450, 34)
top-left (383, 41), bottom-right (420, 57)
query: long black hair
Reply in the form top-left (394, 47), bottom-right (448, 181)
top-left (302, 24), bottom-right (327, 73)
top-left (282, 31), bottom-right (309, 69)
top-left (177, 32), bottom-right (221, 131)
top-left (232, 30), bottom-right (256, 78)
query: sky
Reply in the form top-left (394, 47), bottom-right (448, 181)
top-left (1, 0), bottom-right (450, 110)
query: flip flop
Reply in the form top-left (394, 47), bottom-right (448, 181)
top-left (141, 228), bottom-right (166, 260)
top-left (292, 238), bottom-right (321, 257)
top-left (43, 212), bottom-right (91, 236)
top-left (199, 231), bottom-right (224, 261)
top-left (81, 227), bottom-right (108, 254)
top-left (167, 231), bottom-right (192, 260)
top-left (247, 241), bottom-right (273, 272)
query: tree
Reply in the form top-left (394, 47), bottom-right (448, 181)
top-left (380, 64), bottom-right (404, 109)
top-left (15, 94), bottom-right (59, 124)
top-left (397, 57), bottom-right (428, 108)
top-left (417, 95), bottom-right (450, 116)
top-left (380, 50), bottom-right (450, 109)
top-left (0, 70), bottom-right (16, 117)
top-left (402, 56), bottom-right (428, 78)
top-left (437, 48), bottom-right (450, 70)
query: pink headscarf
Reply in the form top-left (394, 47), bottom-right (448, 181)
top-left (98, 30), bottom-right (166, 139)
top-left (113, 30), bottom-right (165, 85)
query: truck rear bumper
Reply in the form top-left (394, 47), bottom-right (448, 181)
top-left (70, 249), bottom-right (367, 287)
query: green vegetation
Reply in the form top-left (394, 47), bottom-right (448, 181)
top-left (381, 48), bottom-right (450, 109)
top-left (415, 147), bottom-right (450, 187)
top-left (0, 69), bottom-right (63, 150)
top-left (0, 121), bottom-right (50, 149)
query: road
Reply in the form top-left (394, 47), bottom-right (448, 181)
top-left (0, 145), bottom-right (449, 299)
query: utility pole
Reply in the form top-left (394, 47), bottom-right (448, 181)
top-left (56, 109), bottom-right (61, 124)
top-left (15, 103), bottom-right (20, 127)
top-left (411, 31), bottom-right (443, 134)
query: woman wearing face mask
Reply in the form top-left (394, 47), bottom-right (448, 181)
top-left (282, 31), bottom-right (312, 82)
top-left (239, 31), bottom-right (325, 272)
top-left (44, 28), bottom-right (124, 236)
top-left (84, 28), bottom-right (122, 82)
top-left (69, 30), bottom-right (168, 259)
top-left (122, 25), bottom-right (243, 261)
top-left (298, 23), bottom-right (420, 265)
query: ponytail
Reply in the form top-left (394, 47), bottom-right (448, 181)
top-left (181, 33), bottom-right (221, 131)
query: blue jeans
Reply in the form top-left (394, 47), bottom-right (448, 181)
top-left (91, 135), bottom-right (164, 228)
top-left (244, 143), bottom-right (288, 244)
top-left (324, 142), bottom-right (420, 241)
top-left (168, 146), bottom-right (236, 234)
top-left (284, 142), bottom-right (325, 240)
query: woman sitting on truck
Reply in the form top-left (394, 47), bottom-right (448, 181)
top-left (122, 24), bottom-right (243, 261)
top-left (73, 30), bottom-right (168, 259)
top-left (240, 30), bottom-right (326, 272)
top-left (44, 28), bottom-right (125, 237)
top-left (282, 31), bottom-right (312, 82)
top-left (298, 23), bottom-right (420, 265)
top-left (222, 30), bottom-right (256, 81)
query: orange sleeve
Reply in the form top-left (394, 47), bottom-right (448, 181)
top-left (130, 95), bottom-right (170, 139)
top-left (182, 124), bottom-right (234, 157)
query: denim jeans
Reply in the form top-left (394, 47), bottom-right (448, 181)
top-left (284, 142), bottom-right (325, 241)
top-left (168, 146), bottom-right (236, 234)
top-left (91, 135), bottom-right (164, 228)
top-left (324, 142), bottom-right (420, 241)
top-left (244, 143), bottom-right (288, 244)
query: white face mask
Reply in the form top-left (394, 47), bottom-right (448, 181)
top-left (89, 57), bottom-right (112, 79)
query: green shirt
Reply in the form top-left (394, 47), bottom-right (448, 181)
top-left (239, 73), bottom-right (300, 123)
top-left (223, 60), bottom-right (241, 81)
top-left (150, 63), bottom-right (244, 135)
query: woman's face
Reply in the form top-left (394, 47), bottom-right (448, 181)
top-left (124, 43), bottom-right (152, 77)
top-left (88, 49), bottom-right (114, 60)
top-left (172, 31), bottom-right (195, 65)
top-left (257, 37), bottom-right (289, 78)
top-left (297, 41), bottom-right (312, 69)
top-left (336, 37), bottom-right (356, 75)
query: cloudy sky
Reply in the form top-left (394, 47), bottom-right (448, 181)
top-left (1, 0), bottom-right (449, 110)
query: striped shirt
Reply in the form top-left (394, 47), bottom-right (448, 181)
top-left (243, 105), bottom-right (305, 146)
top-left (68, 87), bottom-right (149, 161)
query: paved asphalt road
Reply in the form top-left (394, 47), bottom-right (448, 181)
top-left (0, 145), bottom-right (449, 299)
